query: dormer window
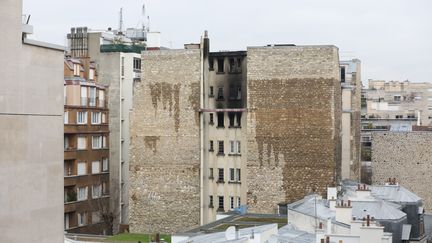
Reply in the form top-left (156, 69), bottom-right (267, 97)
top-left (89, 69), bottom-right (95, 81)
top-left (73, 64), bottom-right (80, 76)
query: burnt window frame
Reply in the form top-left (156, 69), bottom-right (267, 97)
top-left (209, 140), bottom-right (214, 152)
top-left (217, 86), bottom-right (224, 101)
top-left (217, 168), bottom-right (224, 182)
top-left (217, 141), bottom-right (224, 155)
top-left (217, 112), bottom-right (224, 128)
top-left (209, 58), bottom-right (214, 71)
top-left (209, 113), bottom-right (214, 125)
top-left (217, 58), bottom-right (225, 73)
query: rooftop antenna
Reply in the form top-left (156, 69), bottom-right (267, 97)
top-left (118, 7), bottom-right (124, 34)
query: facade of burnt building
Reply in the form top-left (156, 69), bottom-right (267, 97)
top-left (64, 58), bottom-right (111, 234)
top-left (129, 33), bottom-right (342, 233)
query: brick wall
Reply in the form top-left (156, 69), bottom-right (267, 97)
top-left (372, 132), bottom-right (432, 211)
top-left (246, 46), bottom-right (341, 213)
top-left (129, 49), bottom-right (201, 233)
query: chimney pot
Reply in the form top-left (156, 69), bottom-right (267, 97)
top-left (367, 214), bottom-right (370, 226)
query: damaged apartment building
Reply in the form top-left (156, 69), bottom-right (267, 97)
top-left (129, 31), bottom-right (342, 233)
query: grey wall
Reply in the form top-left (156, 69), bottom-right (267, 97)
top-left (0, 0), bottom-right (64, 242)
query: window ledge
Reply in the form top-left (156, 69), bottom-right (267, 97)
top-left (228, 126), bottom-right (242, 129)
top-left (217, 208), bottom-right (225, 212)
top-left (209, 176), bottom-right (214, 180)
top-left (216, 180), bottom-right (225, 184)
top-left (209, 149), bottom-right (214, 152)
top-left (209, 122), bottom-right (214, 125)
top-left (228, 181), bottom-right (241, 184)
top-left (209, 204), bottom-right (214, 208)
top-left (217, 153), bottom-right (225, 156)
top-left (216, 72), bottom-right (225, 75)
top-left (216, 126), bottom-right (225, 129)
top-left (216, 98), bottom-right (225, 101)
top-left (228, 153), bottom-right (241, 156)
top-left (209, 94), bottom-right (215, 98)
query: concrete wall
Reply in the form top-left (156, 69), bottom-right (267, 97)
top-left (246, 45), bottom-right (341, 213)
top-left (129, 49), bottom-right (202, 233)
top-left (0, 0), bottom-right (64, 242)
top-left (372, 132), bottom-right (432, 211)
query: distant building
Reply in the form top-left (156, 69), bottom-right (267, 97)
top-left (129, 32), bottom-right (342, 233)
top-left (372, 131), bottom-right (432, 212)
top-left (0, 0), bottom-right (65, 242)
top-left (66, 26), bottom-right (160, 232)
top-left (360, 80), bottom-right (432, 183)
top-left (64, 58), bottom-right (111, 234)
top-left (340, 59), bottom-right (362, 181)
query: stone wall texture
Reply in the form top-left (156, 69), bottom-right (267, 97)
top-left (129, 49), bottom-right (202, 233)
top-left (246, 46), bottom-right (342, 213)
top-left (372, 132), bottom-right (432, 211)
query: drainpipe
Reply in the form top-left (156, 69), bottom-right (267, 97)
top-left (199, 32), bottom-right (205, 226)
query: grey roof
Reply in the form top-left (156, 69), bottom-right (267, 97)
top-left (371, 185), bottom-right (422, 203)
top-left (352, 201), bottom-right (406, 220)
top-left (274, 224), bottom-right (315, 243)
top-left (289, 194), bottom-right (335, 220)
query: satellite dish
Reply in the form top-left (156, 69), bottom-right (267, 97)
top-left (225, 226), bottom-right (236, 240)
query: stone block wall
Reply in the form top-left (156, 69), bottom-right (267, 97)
top-left (372, 132), bottom-right (432, 211)
top-left (129, 49), bottom-right (201, 233)
top-left (246, 45), bottom-right (341, 213)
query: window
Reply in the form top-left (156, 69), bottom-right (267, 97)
top-left (218, 141), bottom-right (224, 155)
top-left (64, 111), bottom-right (69, 124)
top-left (89, 68), bottom-right (95, 80)
top-left (91, 112), bottom-right (101, 124)
top-left (230, 168), bottom-right (235, 181)
top-left (340, 66), bottom-right (346, 82)
top-left (230, 196), bottom-right (235, 209)
top-left (64, 213), bottom-right (70, 230)
top-left (73, 64), bottom-right (80, 76)
top-left (237, 86), bottom-right (242, 99)
top-left (89, 87), bottom-right (96, 106)
top-left (98, 90), bottom-right (105, 108)
top-left (92, 161), bottom-right (100, 174)
top-left (407, 114), bottom-right (416, 118)
top-left (102, 113), bottom-right (107, 123)
top-left (217, 87), bottom-right (224, 100)
top-left (218, 196), bottom-right (224, 210)
top-left (396, 115), bottom-right (403, 119)
top-left (102, 182), bottom-right (109, 195)
top-left (64, 161), bottom-right (73, 176)
top-left (102, 135), bottom-right (107, 148)
top-left (209, 168), bottom-right (214, 179)
top-left (92, 136), bottom-right (102, 149)
top-left (236, 112), bottom-right (242, 127)
top-left (78, 212), bottom-right (87, 226)
top-left (209, 58), bottom-right (214, 70)
top-left (102, 158), bottom-right (109, 172)
top-left (92, 184), bottom-right (102, 199)
top-left (77, 162), bottom-right (87, 175)
top-left (92, 212), bottom-right (100, 224)
top-left (209, 113), bottom-right (214, 125)
top-left (209, 140), bottom-right (214, 151)
top-left (217, 113), bottom-right (224, 127)
top-left (230, 140), bottom-right (241, 154)
top-left (77, 187), bottom-right (88, 201)
top-left (209, 195), bottom-right (214, 207)
top-left (229, 113), bottom-right (235, 127)
top-left (229, 58), bottom-right (235, 72)
top-left (394, 95), bottom-right (401, 102)
top-left (64, 136), bottom-right (69, 150)
top-left (217, 58), bottom-right (224, 73)
top-left (133, 57), bottom-right (141, 71)
top-left (77, 111), bottom-right (87, 124)
top-left (77, 136), bottom-right (87, 150)
top-left (209, 86), bottom-right (214, 97)
top-left (237, 168), bottom-right (241, 182)
top-left (218, 168), bottom-right (224, 182)
top-left (80, 86), bottom-right (87, 106)
top-left (238, 197), bottom-right (241, 207)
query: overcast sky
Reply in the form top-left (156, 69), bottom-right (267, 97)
top-left (23, 0), bottom-right (432, 83)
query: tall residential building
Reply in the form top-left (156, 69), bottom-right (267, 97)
top-left (64, 58), bottom-right (111, 234)
top-left (0, 1), bottom-right (64, 242)
top-left (339, 59), bottom-right (361, 181)
top-left (67, 27), bottom-right (158, 232)
top-left (129, 33), bottom-right (341, 233)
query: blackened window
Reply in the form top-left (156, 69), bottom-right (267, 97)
top-left (236, 112), bottom-right (242, 127)
top-left (341, 66), bottom-right (346, 82)
top-left (229, 113), bottom-right (235, 127)
top-left (209, 168), bottom-right (214, 179)
top-left (209, 86), bottom-right (214, 97)
top-left (218, 168), bottom-right (224, 182)
top-left (218, 141), bottom-right (224, 154)
top-left (229, 58), bottom-right (235, 72)
top-left (209, 140), bottom-right (214, 151)
top-left (237, 86), bottom-right (242, 100)
top-left (209, 113), bottom-right (214, 124)
top-left (217, 87), bottom-right (224, 100)
top-left (209, 195), bottom-right (214, 207)
top-left (217, 113), bottom-right (224, 127)
top-left (209, 58), bottom-right (214, 70)
top-left (217, 58), bottom-right (224, 73)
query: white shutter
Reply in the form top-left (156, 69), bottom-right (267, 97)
top-left (92, 161), bottom-right (100, 174)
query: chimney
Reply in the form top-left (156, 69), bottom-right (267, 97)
top-left (326, 218), bottom-right (332, 234)
top-left (355, 184), bottom-right (371, 200)
top-left (366, 215), bottom-right (370, 227)
top-left (335, 200), bottom-right (353, 225)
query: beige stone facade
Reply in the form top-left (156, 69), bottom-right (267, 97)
top-left (246, 45), bottom-right (341, 213)
top-left (372, 131), bottom-right (432, 212)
